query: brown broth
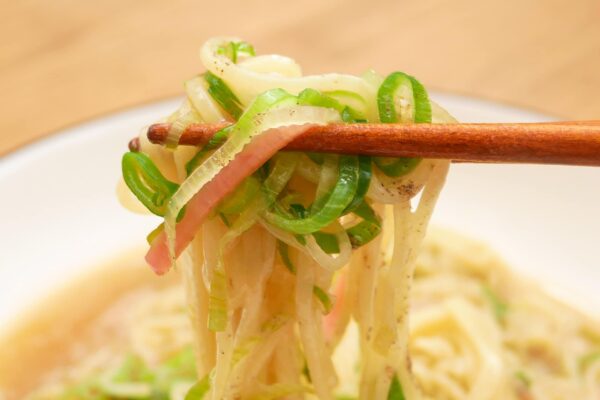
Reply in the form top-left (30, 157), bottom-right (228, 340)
top-left (0, 250), bottom-right (178, 400)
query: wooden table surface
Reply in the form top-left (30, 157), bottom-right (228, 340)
top-left (2, 0), bottom-right (599, 156)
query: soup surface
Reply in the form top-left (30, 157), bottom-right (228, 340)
top-left (0, 252), bottom-right (181, 399)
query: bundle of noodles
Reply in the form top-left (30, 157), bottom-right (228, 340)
top-left (120, 37), bottom-right (455, 399)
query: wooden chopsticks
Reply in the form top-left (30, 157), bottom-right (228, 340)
top-left (144, 121), bottom-right (600, 166)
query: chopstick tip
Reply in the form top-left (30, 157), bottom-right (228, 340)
top-left (147, 123), bottom-right (168, 145)
top-left (128, 137), bottom-right (140, 152)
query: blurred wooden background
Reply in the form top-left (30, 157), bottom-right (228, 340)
top-left (1, 0), bottom-right (599, 155)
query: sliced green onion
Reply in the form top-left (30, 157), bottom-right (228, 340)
top-left (306, 152), bottom-right (325, 165)
top-left (259, 153), bottom-right (299, 203)
top-left (298, 88), bottom-right (366, 122)
top-left (295, 234), bottom-right (307, 246)
top-left (146, 213), bottom-right (185, 247)
top-left (343, 156), bottom-right (372, 213)
top-left (482, 285), bottom-right (509, 322)
top-left (373, 157), bottom-right (420, 178)
top-left (204, 72), bottom-right (244, 119)
top-left (311, 155), bottom-right (340, 213)
top-left (185, 374), bottom-right (211, 400)
top-left (313, 286), bottom-right (333, 314)
top-left (302, 362), bottom-right (311, 383)
top-left (264, 155), bottom-right (359, 235)
top-left (313, 231), bottom-right (340, 254)
top-left (218, 212), bottom-right (231, 227)
top-left (274, 203), bottom-right (317, 247)
top-left (346, 202), bottom-right (382, 248)
top-left (378, 71), bottom-right (431, 124)
top-left (289, 203), bottom-right (308, 218)
top-left (341, 107), bottom-right (366, 123)
top-left (218, 176), bottom-right (261, 215)
top-left (375, 71), bottom-right (432, 177)
top-left (324, 89), bottom-right (368, 114)
top-left (297, 88), bottom-right (342, 110)
top-left (185, 150), bottom-right (206, 177)
top-left (257, 159), bottom-right (271, 179)
top-left (277, 240), bottom-right (296, 273)
top-left (216, 41), bottom-right (256, 63)
top-left (233, 41), bottom-right (256, 58)
top-left (146, 223), bottom-right (164, 245)
top-left (122, 152), bottom-right (179, 217)
top-left (387, 375), bottom-right (405, 400)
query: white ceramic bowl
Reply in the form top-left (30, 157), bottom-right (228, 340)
top-left (1, 94), bottom-right (598, 330)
